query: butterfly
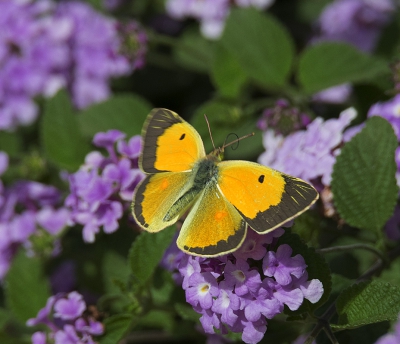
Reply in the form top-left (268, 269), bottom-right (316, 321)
top-left (132, 108), bottom-right (319, 257)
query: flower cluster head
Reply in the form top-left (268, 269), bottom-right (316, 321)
top-left (165, 0), bottom-right (275, 39)
top-left (65, 130), bottom-right (144, 243)
top-left (165, 229), bottom-right (323, 344)
top-left (0, 151), bottom-right (70, 279)
top-left (316, 0), bottom-right (395, 52)
top-left (259, 107), bottom-right (356, 189)
top-left (257, 99), bottom-right (311, 136)
top-left (0, 0), bottom-right (132, 131)
top-left (27, 291), bottom-right (103, 344)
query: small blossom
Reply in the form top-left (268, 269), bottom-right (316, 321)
top-left (186, 272), bottom-right (219, 309)
top-left (54, 291), bottom-right (86, 320)
top-left (27, 291), bottom-right (104, 343)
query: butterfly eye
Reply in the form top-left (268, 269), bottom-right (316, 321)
top-left (258, 175), bottom-right (265, 183)
top-left (179, 133), bottom-right (186, 140)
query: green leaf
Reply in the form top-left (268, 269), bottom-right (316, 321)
top-left (221, 8), bottom-right (294, 89)
top-left (174, 303), bottom-right (200, 322)
top-left (190, 101), bottom-right (263, 160)
top-left (99, 314), bottom-right (133, 344)
top-left (297, 42), bottom-right (390, 94)
top-left (335, 280), bottom-right (400, 329)
top-left (136, 310), bottom-right (174, 332)
top-left (277, 232), bottom-right (332, 315)
top-left (40, 90), bottom-right (89, 171)
top-left (78, 94), bottom-right (152, 139)
top-left (4, 250), bottom-right (51, 323)
top-left (173, 28), bottom-right (214, 72)
top-left (331, 116), bottom-right (398, 233)
top-left (0, 132), bottom-right (21, 157)
top-left (102, 251), bottom-right (130, 294)
top-left (211, 43), bottom-right (247, 97)
top-left (129, 226), bottom-right (176, 286)
top-left (0, 308), bottom-right (11, 330)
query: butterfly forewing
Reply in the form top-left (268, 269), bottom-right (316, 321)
top-left (140, 108), bottom-right (206, 173)
top-left (217, 160), bottom-right (318, 233)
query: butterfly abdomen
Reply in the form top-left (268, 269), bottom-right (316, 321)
top-left (163, 158), bottom-right (219, 222)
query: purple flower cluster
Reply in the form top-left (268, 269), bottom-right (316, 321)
top-left (165, 0), bottom-right (274, 39)
top-left (375, 315), bottom-right (400, 344)
top-left (0, 0), bottom-right (131, 131)
top-left (258, 107), bottom-right (356, 188)
top-left (163, 229), bottom-right (324, 344)
top-left (316, 0), bottom-right (395, 52)
top-left (257, 99), bottom-right (311, 136)
top-left (65, 130), bottom-right (144, 243)
top-left (27, 291), bottom-right (103, 344)
top-left (0, 151), bottom-right (70, 279)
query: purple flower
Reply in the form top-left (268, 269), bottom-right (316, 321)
top-left (316, 0), bottom-right (395, 52)
top-left (32, 332), bottom-right (47, 344)
top-left (93, 130), bottom-right (126, 151)
top-left (186, 272), bottom-right (219, 309)
top-left (66, 131), bottom-right (143, 242)
top-left (54, 291), bottom-right (86, 320)
top-left (312, 84), bottom-right (352, 104)
top-left (27, 291), bottom-right (104, 343)
top-left (263, 244), bottom-right (306, 286)
top-left (211, 281), bottom-right (240, 326)
top-left (224, 259), bottom-right (261, 296)
top-left (36, 206), bottom-right (70, 235)
top-left (368, 94), bottom-right (400, 140)
top-left (259, 107), bottom-right (356, 187)
top-left (0, 178), bottom-right (69, 279)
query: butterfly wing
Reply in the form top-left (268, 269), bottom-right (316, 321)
top-left (132, 172), bottom-right (193, 232)
top-left (177, 183), bottom-right (247, 257)
top-left (140, 108), bottom-right (206, 173)
top-left (217, 161), bottom-right (318, 233)
top-left (134, 109), bottom-right (206, 231)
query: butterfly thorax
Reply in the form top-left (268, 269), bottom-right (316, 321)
top-left (163, 157), bottom-right (219, 222)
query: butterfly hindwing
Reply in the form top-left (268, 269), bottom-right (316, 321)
top-left (140, 108), bottom-right (206, 173)
top-left (177, 183), bottom-right (247, 257)
top-left (217, 161), bottom-right (318, 233)
top-left (132, 171), bottom-right (192, 232)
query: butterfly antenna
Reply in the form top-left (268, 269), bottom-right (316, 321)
top-left (222, 132), bottom-right (255, 150)
top-left (204, 114), bottom-right (216, 150)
